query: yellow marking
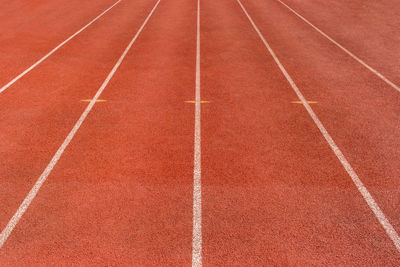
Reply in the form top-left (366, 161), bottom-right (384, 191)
top-left (291, 101), bottom-right (317, 104)
top-left (185, 100), bottom-right (210, 103)
top-left (81, 99), bottom-right (107, 102)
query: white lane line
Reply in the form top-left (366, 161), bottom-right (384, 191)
top-left (275, 0), bottom-right (400, 93)
top-left (0, 0), bottom-right (161, 248)
top-left (192, 0), bottom-right (202, 266)
top-left (0, 0), bottom-right (122, 95)
top-left (236, 0), bottom-right (400, 252)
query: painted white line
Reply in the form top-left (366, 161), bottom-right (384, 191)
top-left (0, 0), bottom-right (161, 248)
top-left (192, 0), bottom-right (202, 266)
top-left (0, 0), bottom-right (122, 95)
top-left (275, 0), bottom-right (400, 93)
top-left (236, 0), bottom-right (400, 252)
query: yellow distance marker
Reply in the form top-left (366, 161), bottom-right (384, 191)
top-left (184, 100), bottom-right (210, 103)
top-left (291, 101), bottom-right (317, 104)
top-left (81, 99), bottom-right (107, 102)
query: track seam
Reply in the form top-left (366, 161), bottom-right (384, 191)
top-left (0, 0), bottom-right (162, 248)
top-left (192, 0), bottom-right (202, 266)
top-left (0, 0), bottom-right (122, 95)
top-left (275, 0), bottom-right (400, 93)
top-left (236, 0), bottom-right (400, 252)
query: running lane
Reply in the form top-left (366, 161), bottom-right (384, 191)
top-left (242, 0), bottom-right (400, 247)
top-left (0, 0), bottom-right (117, 87)
top-left (271, 0), bottom-right (400, 85)
top-left (0, 0), bottom-right (159, 238)
top-left (200, 0), bottom-right (400, 265)
top-left (0, 0), bottom-right (197, 264)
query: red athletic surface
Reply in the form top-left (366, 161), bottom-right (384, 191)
top-left (1, 0), bottom-right (399, 265)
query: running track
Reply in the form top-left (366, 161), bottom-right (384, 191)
top-left (1, 0), bottom-right (399, 265)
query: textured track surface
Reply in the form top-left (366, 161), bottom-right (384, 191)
top-left (1, 0), bottom-right (399, 265)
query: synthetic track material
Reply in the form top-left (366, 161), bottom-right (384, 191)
top-left (200, 0), bottom-right (400, 265)
top-left (241, 0), bottom-right (400, 249)
top-left (1, 0), bottom-right (196, 264)
top-left (0, 0), bottom-right (161, 249)
top-left (275, 0), bottom-right (400, 93)
top-left (0, 0), bottom-right (121, 94)
top-left (1, 0), bottom-right (399, 265)
top-left (237, 0), bottom-right (400, 252)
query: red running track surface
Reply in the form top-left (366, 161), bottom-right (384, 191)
top-left (0, 0), bottom-right (118, 87)
top-left (0, 0), bottom-right (399, 265)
